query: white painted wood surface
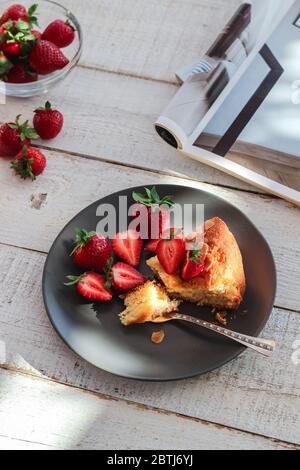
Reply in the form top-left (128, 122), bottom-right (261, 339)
top-left (65, 0), bottom-right (241, 83)
top-left (0, 0), bottom-right (299, 450)
top-left (0, 368), bottom-right (295, 450)
top-left (0, 243), bottom-right (299, 445)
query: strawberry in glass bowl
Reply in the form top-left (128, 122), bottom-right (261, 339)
top-left (0, 0), bottom-right (82, 97)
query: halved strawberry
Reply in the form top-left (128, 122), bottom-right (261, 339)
top-left (181, 250), bottom-right (205, 280)
top-left (65, 272), bottom-right (112, 301)
top-left (107, 262), bottom-right (146, 292)
top-left (112, 229), bottom-right (142, 267)
top-left (156, 235), bottom-right (185, 275)
top-left (145, 228), bottom-right (183, 254)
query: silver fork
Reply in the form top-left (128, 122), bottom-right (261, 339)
top-left (168, 313), bottom-right (275, 357)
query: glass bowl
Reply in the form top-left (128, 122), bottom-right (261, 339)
top-left (0, 0), bottom-right (82, 97)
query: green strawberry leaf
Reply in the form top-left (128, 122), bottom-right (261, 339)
top-left (64, 274), bottom-right (85, 286)
top-left (27, 4), bottom-right (38, 16)
top-left (16, 19), bottom-right (30, 32)
top-left (132, 186), bottom-right (174, 207)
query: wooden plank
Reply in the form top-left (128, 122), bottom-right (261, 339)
top-left (1, 65), bottom-right (288, 194)
top-left (64, 0), bottom-right (241, 83)
top-left (0, 368), bottom-right (296, 450)
top-left (0, 244), bottom-right (299, 445)
top-left (0, 151), bottom-right (299, 311)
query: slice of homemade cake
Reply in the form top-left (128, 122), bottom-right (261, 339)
top-left (120, 281), bottom-right (181, 326)
top-left (147, 217), bottom-right (246, 310)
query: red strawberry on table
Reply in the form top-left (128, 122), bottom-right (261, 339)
top-left (131, 187), bottom-right (174, 239)
top-left (6, 62), bottom-right (37, 83)
top-left (0, 115), bottom-right (39, 157)
top-left (181, 250), bottom-right (205, 280)
top-left (0, 4), bottom-right (26, 24)
top-left (11, 145), bottom-right (46, 180)
top-left (156, 230), bottom-right (185, 275)
top-left (29, 39), bottom-right (69, 74)
top-left (33, 101), bottom-right (63, 139)
top-left (65, 272), bottom-right (112, 302)
top-left (71, 229), bottom-right (112, 273)
top-left (112, 229), bottom-right (142, 267)
top-left (107, 262), bottom-right (146, 292)
top-left (42, 19), bottom-right (75, 48)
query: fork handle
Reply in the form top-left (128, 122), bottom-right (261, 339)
top-left (171, 313), bottom-right (275, 357)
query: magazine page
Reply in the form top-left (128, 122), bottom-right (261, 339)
top-left (193, 0), bottom-right (300, 191)
top-left (155, 0), bottom-right (290, 148)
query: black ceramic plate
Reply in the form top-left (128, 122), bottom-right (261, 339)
top-left (42, 184), bottom-right (276, 381)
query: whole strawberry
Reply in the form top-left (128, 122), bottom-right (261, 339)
top-left (29, 39), bottom-right (69, 74)
top-left (131, 187), bottom-right (174, 239)
top-left (0, 4), bottom-right (26, 24)
top-left (6, 62), bottom-right (37, 83)
top-left (11, 145), bottom-right (46, 180)
top-left (42, 19), bottom-right (75, 48)
top-left (71, 229), bottom-right (112, 273)
top-left (0, 114), bottom-right (39, 157)
top-left (33, 101), bottom-right (63, 139)
top-left (1, 41), bottom-right (22, 55)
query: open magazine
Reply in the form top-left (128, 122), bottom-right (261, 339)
top-left (155, 0), bottom-right (300, 207)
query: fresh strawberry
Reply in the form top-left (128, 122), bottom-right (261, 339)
top-left (42, 19), bottom-right (75, 48)
top-left (65, 272), bottom-right (112, 302)
top-left (0, 51), bottom-right (12, 76)
top-left (181, 250), bottom-right (205, 280)
top-left (11, 145), bottom-right (46, 179)
top-left (1, 40), bottom-right (21, 55)
top-left (156, 231), bottom-right (185, 275)
top-left (131, 187), bottom-right (173, 239)
top-left (33, 101), bottom-right (63, 139)
top-left (0, 18), bottom-right (38, 56)
top-left (0, 4), bottom-right (26, 24)
top-left (71, 229), bottom-right (112, 273)
top-left (6, 62), bottom-right (37, 83)
top-left (112, 229), bottom-right (142, 267)
top-left (107, 262), bottom-right (146, 292)
top-left (29, 39), bottom-right (69, 74)
top-left (145, 228), bottom-right (183, 253)
top-left (0, 115), bottom-right (39, 157)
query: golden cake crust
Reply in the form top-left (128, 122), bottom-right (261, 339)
top-left (147, 217), bottom-right (246, 310)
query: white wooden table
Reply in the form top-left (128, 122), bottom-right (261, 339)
top-left (0, 0), bottom-right (299, 450)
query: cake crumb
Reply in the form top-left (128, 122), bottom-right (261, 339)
top-left (151, 330), bottom-right (165, 344)
top-left (215, 311), bottom-right (228, 326)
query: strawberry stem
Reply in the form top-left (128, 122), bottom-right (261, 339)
top-left (132, 186), bottom-right (174, 208)
top-left (9, 114), bottom-right (39, 141)
top-left (104, 257), bottom-right (114, 289)
top-left (189, 250), bottom-right (204, 264)
top-left (64, 273), bottom-right (86, 286)
top-left (70, 228), bottom-right (96, 256)
top-left (11, 145), bottom-right (35, 180)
